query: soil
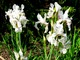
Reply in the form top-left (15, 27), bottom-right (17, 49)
top-left (0, 44), bottom-right (11, 60)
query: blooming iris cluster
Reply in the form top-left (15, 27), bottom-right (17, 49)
top-left (46, 2), bottom-right (71, 54)
top-left (35, 2), bottom-right (71, 54)
top-left (5, 4), bottom-right (28, 33)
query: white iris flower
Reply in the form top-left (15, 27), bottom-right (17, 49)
top-left (53, 23), bottom-right (64, 34)
top-left (60, 48), bottom-right (67, 54)
top-left (34, 13), bottom-right (48, 33)
top-left (14, 49), bottom-right (28, 60)
top-left (5, 4), bottom-right (28, 33)
top-left (58, 8), bottom-right (72, 31)
top-left (46, 31), bottom-right (58, 46)
top-left (54, 2), bottom-right (62, 12)
top-left (47, 3), bottom-right (54, 18)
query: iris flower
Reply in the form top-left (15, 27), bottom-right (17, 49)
top-left (53, 23), bottom-right (64, 34)
top-left (14, 49), bottom-right (28, 60)
top-left (47, 3), bottom-right (54, 18)
top-left (47, 2), bottom-right (62, 18)
top-left (57, 8), bottom-right (72, 31)
top-left (54, 2), bottom-right (62, 12)
top-left (46, 31), bottom-right (58, 46)
top-left (5, 4), bottom-right (28, 33)
top-left (34, 13), bottom-right (48, 33)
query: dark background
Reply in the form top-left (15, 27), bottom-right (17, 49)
top-left (0, 0), bottom-right (80, 35)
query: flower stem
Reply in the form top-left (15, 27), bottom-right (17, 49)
top-left (49, 44), bottom-right (53, 60)
top-left (19, 32), bottom-right (21, 49)
top-left (11, 27), bottom-right (15, 48)
top-left (43, 35), bottom-right (48, 60)
top-left (16, 33), bottom-right (20, 51)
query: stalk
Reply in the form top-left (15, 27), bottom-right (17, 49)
top-left (49, 44), bottom-right (53, 60)
top-left (43, 35), bottom-right (48, 60)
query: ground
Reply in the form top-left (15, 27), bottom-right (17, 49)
top-left (0, 42), bottom-right (11, 60)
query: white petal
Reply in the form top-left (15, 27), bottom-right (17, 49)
top-left (13, 4), bottom-right (19, 10)
top-left (63, 8), bottom-right (70, 19)
top-left (64, 40), bottom-right (71, 49)
top-left (47, 32), bottom-right (58, 45)
top-left (44, 24), bottom-right (48, 33)
top-left (53, 23), bottom-right (64, 34)
top-left (23, 57), bottom-right (28, 60)
top-left (13, 51), bottom-right (19, 60)
top-left (60, 48), bottom-right (67, 54)
top-left (20, 16), bottom-right (28, 27)
top-left (53, 40), bottom-right (58, 46)
top-left (66, 19), bottom-right (71, 31)
top-left (44, 13), bottom-right (47, 20)
top-left (47, 10), bottom-right (54, 18)
top-left (15, 27), bottom-right (22, 33)
top-left (49, 3), bottom-right (54, 11)
top-left (21, 4), bottom-right (24, 10)
top-left (47, 35), bottom-right (53, 44)
top-left (9, 19), bottom-right (17, 28)
top-left (47, 3), bottom-right (54, 18)
top-left (5, 9), bottom-right (12, 16)
top-left (37, 13), bottom-right (43, 22)
top-left (54, 2), bottom-right (62, 12)
top-left (46, 32), bottom-right (53, 44)
top-left (11, 20), bottom-right (22, 32)
top-left (58, 33), bottom-right (67, 45)
top-left (34, 21), bottom-right (40, 30)
top-left (19, 49), bottom-right (23, 57)
top-left (58, 11), bottom-right (63, 19)
top-left (13, 4), bottom-right (17, 10)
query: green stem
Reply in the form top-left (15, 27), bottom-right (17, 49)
top-left (19, 32), bottom-right (21, 49)
top-left (55, 50), bottom-right (60, 60)
top-left (51, 20), bottom-right (54, 33)
top-left (43, 36), bottom-right (48, 60)
top-left (11, 27), bottom-right (15, 48)
top-left (16, 32), bottom-right (22, 51)
top-left (49, 45), bottom-right (53, 60)
top-left (55, 54), bottom-right (59, 60)
top-left (16, 33), bottom-right (20, 50)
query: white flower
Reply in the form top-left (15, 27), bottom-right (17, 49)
top-left (12, 4), bottom-right (21, 19)
top-left (58, 8), bottom-right (72, 31)
top-left (54, 2), bottom-right (62, 12)
top-left (21, 4), bottom-right (24, 12)
top-left (10, 19), bottom-right (22, 32)
top-left (64, 40), bottom-right (71, 49)
top-left (15, 27), bottom-right (22, 33)
top-left (58, 8), bottom-right (70, 19)
top-left (44, 24), bottom-right (48, 33)
top-left (46, 32), bottom-right (58, 46)
top-left (19, 49), bottom-right (28, 60)
top-left (58, 10), bottom-right (63, 19)
top-left (13, 51), bottom-right (19, 60)
top-left (20, 15), bottom-right (29, 27)
top-left (49, 3), bottom-right (54, 11)
top-left (46, 31), bottom-right (54, 44)
top-left (53, 23), bottom-right (64, 34)
top-left (5, 4), bottom-right (28, 32)
top-left (47, 3), bottom-right (54, 18)
top-left (19, 49), bottom-right (23, 57)
top-left (5, 9), bottom-right (12, 19)
top-left (34, 13), bottom-right (48, 33)
top-left (60, 48), bottom-right (67, 54)
top-left (58, 34), bottom-right (67, 43)
top-left (47, 2), bottom-right (61, 18)
top-left (66, 19), bottom-right (72, 31)
top-left (13, 49), bottom-right (28, 60)
top-left (58, 34), bottom-right (71, 54)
